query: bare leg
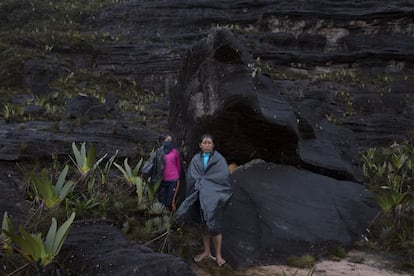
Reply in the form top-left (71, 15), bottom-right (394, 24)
top-left (194, 234), bottom-right (212, 262)
top-left (201, 234), bottom-right (211, 255)
top-left (213, 234), bottom-right (226, 266)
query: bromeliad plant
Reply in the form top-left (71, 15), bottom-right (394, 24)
top-left (71, 142), bottom-right (107, 177)
top-left (361, 141), bottom-right (414, 260)
top-left (1, 212), bottom-right (76, 269)
top-left (361, 142), bottom-right (413, 215)
top-left (114, 157), bottom-right (161, 207)
top-left (31, 165), bottom-right (75, 209)
top-left (1, 212), bottom-right (12, 254)
top-left (145, 179), bottom-right (161, 203)
top-left (98, 149), bottom-right (118, 187)
top-left (1, 140), bottom-right (182, 274)
top-left (114, 157), bottom-right (145, 203)
top-left (114, 157), bottom-right (142, 185)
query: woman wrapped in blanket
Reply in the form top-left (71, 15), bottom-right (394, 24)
top-left (176, 133), bottom-right (232, 267)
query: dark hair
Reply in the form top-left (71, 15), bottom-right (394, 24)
top-left (200, 133), bottom-right (214, 143)
top-left (158, 134), bottom-right (170, 143)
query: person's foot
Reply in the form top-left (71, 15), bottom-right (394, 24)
top-left (193, 252), bottom-right (216, 263)
top-left (216, 256), bottom-right (226, 266)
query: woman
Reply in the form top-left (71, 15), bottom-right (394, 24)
top-left (158, 135), bottom-right (182, 211)
top-left (176, 134), bottom-right (232, 267)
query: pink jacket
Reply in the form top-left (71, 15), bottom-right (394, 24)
top-left (163, 148), bottom-right (181, 181)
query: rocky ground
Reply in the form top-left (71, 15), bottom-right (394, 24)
top-left (1, 1), bottom-right (414, 274)
top-left (190, 250), bottom-right (412, 276)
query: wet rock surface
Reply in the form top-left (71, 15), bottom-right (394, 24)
top-left (224, 160), bottom-right (378, 269)
top-left (63, 219), bottom-right (195, 276)
top-left (1, 0), bottom-right (414, 273)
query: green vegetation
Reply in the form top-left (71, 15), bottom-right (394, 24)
top-left (0, 142), bottom-right (176, 274)
top-left (2, 212), bottom-right (75, 269)
top-left (114, 157), bottom-right (147, 205)
top-left (361, 141), bottom-right (414, 264)
top-left (286, 254), bottom-right (316, 268)
top-left (0, 0), bottom-right (118, 89)
top-left (114, 157), bottom-right (143, 186)
top-left (1, 0), bottom-right (413, 275)
top-left (0, 0), bottom-right (161, 124)
top-left (31, 165), bottom-right (75, 209)
top-left (71, 142), bottom-right (106, 177)
top-left (340, 91), bottom-right (355, 116)
top-left (327, 244), bottom-right (347, 261)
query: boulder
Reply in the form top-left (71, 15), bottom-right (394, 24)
top-left (0, 119), bottom-right (159, 162)
top-left (170, 28), bottom-right (361, 181)
top-left (169, 28), bottom-right (300, 165)
top-left (64, 94), bottom-right (107, 120)
top-left (223, 160), bottom-right (378, 269)
top-left (0, 162), bottom-right (28, 227)
top-left (63, 219), bottom-right (195, 275)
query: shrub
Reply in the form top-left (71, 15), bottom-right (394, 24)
top-left (361, 141), bottom-right (414, 261)
top-left (1, 212), bottom-right (76, 269)
top-left (286, 254), bottom-right (316, 268)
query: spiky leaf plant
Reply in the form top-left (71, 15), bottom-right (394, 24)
top-left (149, 202), bottom-right (167, 216)
top-left (2, 212), bottom-right (75, 267)
top-left (361, 141), bottom-right (414, 261)
top-left (71, 142), bottom-right (107, 176)
top-left (31, 165), bottom-right (75, 209)
top-left (114, 157), bottom-right (143, 185)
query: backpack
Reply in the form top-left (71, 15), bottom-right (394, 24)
top-left (142, 147), bottom-right (164, 185)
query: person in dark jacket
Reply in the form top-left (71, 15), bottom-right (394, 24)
top-left (142, 134), bottom-right (182, 211)
top-left (176, 134), bottom-right (232, 266)
top-left (158, 135), bottom-right (182, 211)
